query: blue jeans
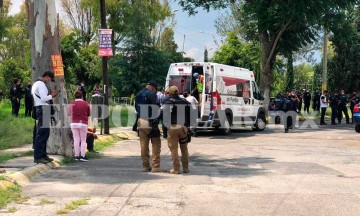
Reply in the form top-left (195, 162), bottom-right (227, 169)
top-left (34, 106), bottom-right (51, 160)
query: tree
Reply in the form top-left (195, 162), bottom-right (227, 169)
top-left (0, 2), bottom-right (31, 95)
top-left (211, 32), bottom-right (261, 77)
top-left (60, 0), bottom-right (94, 46)
top-left (327, 8), bottom-right (360, 93)
top-left (178, 0), bottom-right (357, 106)
top-left (26, 0), bottom-right (72, 156)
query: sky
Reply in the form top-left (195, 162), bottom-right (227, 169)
top-left (9, 0), bottom-right (224, 62)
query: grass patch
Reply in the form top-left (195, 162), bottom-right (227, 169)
top-left (0, 185), bottom-right (22, 209)
top-left (0, 150), bottom-right (34, 164)
top-left (60, 157), bottom-right (76, 165)
top-left (40, 198), bottom-right (56, 205)
top-left (7, 207), bottom-right (17, 213)
top-left (56, 197), bottom-right (90, 214)
top-left (0, 102), bottom-right (34, 150)
top-left (85, 151), bottom-right (101, 159)
top-left (0, 154), bottom-right (17, 164)
top-left (97, 105), bottom-right (136, 128)
top-left (93, 140), bottom-right (116, 152)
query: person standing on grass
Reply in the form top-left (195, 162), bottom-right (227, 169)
top-left (78, 82), bottom-right (87, 101)
top-left (10, 78), bottom-right (21, 117)
top-left (25, 82), bottom-right (33, 117)
top-left (32, 71), bottom-right (57, 164)
top-left (67, 91), bottom-right (91, 162)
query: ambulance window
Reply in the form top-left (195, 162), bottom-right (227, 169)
top-left (204, 69), bottom-right (212, 94)
top-left (169, 75), bottom-right (192, 94)
top-left (252, 81), bottom-right (260, 99)
top-left (243, 81), bottom-right (251, 104)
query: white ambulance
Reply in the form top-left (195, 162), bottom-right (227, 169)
top-left (165, 62), bottom-right (266, 134)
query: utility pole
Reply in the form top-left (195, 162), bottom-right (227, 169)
top-left (100, 0), bottom-right (110, 134)
top-left (322, 31), bottom-right (328, 92)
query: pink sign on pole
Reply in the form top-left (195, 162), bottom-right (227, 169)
top-left (98, 29), bottom-right (113, 57)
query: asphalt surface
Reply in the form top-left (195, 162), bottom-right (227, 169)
top-left (2, 123), bottom-right (360, 216)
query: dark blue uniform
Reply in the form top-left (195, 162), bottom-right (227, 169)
top-left (10, 83), bottom-right (21, 117)
top-left (329, 94), bottom-right (339, 125)
top-left (313, 91), bottom-right (321, 111)
top-left (337, 94), bottom-right (350, 124)
top-left (303, 91), bottom-right (311, 113)
top-left (135, 88), bottom-right (159, 120)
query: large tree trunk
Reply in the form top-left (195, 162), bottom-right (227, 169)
top-left (26, 0), bottom-right (72, 156)
top-left (259, 32), bottom-right (274, 109)
top-left (286, 52), bottom-right (294, 92)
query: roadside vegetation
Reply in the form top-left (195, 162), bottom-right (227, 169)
top-left (0, 184), bottom-right (28, 209)
top-left (56, 197), bottom-right (90, 214)
top-left (0, 102), bottom-right (33, 150)
top-left (0, 150), bottom-right (33, 164)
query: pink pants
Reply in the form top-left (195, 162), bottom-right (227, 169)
top-left (71, 125), bottom-right (88, 157)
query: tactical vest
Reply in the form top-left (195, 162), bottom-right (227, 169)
top-left (196, 78), bottom-right (203, 93)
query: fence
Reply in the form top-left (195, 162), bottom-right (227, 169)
top-left (112, 97), bottom-right (131, 105)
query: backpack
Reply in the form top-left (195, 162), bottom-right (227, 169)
top-left (283, 99), bottom-right (293, 111)
top-left (274, 96), bottom-right (284, 111)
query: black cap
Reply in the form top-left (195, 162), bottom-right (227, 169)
top-left (147, 80), bottom-right (157, 88)
top-left (42, 71), bottom-right (55, 82)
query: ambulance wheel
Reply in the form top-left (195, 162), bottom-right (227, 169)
top-left (253, 113), bottom-right (266, 131)
top-left (355, 125), bottom-right (360, 133)
top-left (222, 114), bottom-right (232, 135)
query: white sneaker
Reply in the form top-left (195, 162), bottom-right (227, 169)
top-left (79, 156), bottom-right (89, 162)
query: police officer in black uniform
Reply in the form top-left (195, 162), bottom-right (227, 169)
top-left (350, 92), bottom-right (359, 123)
top-left (24, 82), bottom-right (33, 117)
top-left (10, 78), bottom-right (22, 117)
top-left (313, 89), bottom-right (321, 112)
top-left (303, 89), bottom-right (311, 114)
top-left (282, 91), bottom-right (297, 133)
top-left (337, 90), bottom-right (350, 124)
top-left (297, 91), bottom-right (303, 114)
top-left (160, 86), bottom-right (192, 174)
top-left (329, 91), bottom-right (339, 125)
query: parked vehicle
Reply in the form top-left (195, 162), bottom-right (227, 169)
top-left (165, 62), bottom-right (266, 134)
top-left (353, 104), bottom-right (360, 132)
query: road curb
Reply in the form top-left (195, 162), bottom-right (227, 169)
top-left (0, 130), bottom-right (137, 190)
top-left (4, 159), bottom-right (62, 187)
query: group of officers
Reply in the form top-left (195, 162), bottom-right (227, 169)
top-left (134, 80), bottom-right (193, 174)
top-left (320, 90), bottom-right (359, 125)
top-left (271, 88), bottom-right (360, 133)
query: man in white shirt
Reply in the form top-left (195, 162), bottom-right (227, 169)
top-left (156, 86), bottom-right (165, 105)
top-left (320, 90), bottom-right (328, 125)
top-left (183, 91), bottom-right (199, 115)
top-left (32, 71), bottom-right (58, 164)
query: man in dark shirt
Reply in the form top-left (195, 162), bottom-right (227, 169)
top-left (134, 81), bottom-right (162, 172)
top-left (303, 89), bottom-right (311, 114)
top-left (329, 92), bottom-right (339, 125)
top-left (313, 89), bottom-right (321, 112)
top-left (160, 86), bottom-right (192, 174)
top-left (25, 82), bottom-right (33, 117)
top-left (10, 78), bottom-right (21, 117)
top-left (337, 90), bottom-right (350, 124)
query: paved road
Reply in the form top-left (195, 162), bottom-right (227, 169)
top-left (2, 124), bottom-right (360, 216)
